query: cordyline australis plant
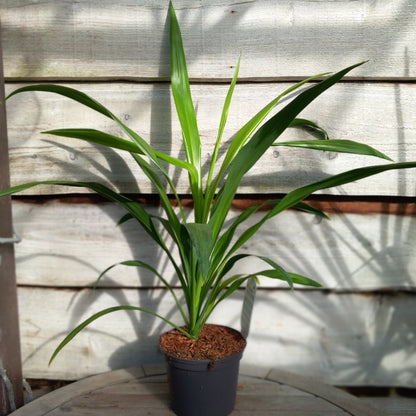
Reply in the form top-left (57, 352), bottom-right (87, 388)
top-left (2, 2), bottom-right (416, 364)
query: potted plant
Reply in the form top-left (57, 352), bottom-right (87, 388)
top-left (2, 2), bottom-right (416, 415)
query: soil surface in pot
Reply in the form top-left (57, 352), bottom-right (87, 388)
top-left (160, 324), bottom-right (246, 361)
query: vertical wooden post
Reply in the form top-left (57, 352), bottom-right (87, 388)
top-left (0, 20), bottom-right (24, 414)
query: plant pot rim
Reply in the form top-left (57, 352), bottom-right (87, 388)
top-left (159, 324), bottom-right (246, 363)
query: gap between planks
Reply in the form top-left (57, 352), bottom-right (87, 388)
top-left (11, 194), bottom-right (416, 216)
top-left (5, 76), bottom-right (416, 84)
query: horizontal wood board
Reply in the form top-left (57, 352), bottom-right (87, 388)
top-left (11, 369), bottom-right (416, 416)
top-left (10, 367), bottom-right (392, 416)
top-left (17, 286), bottom-right (416, 387)
top-left (2, 0), bottom-right (415, 79)
top-left (12, 199), bottom-right (416, 290)
top-left (5, 82), bottom-right (416, 196)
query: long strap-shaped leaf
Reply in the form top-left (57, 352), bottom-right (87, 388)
top-left (6, 85), bottom-right (189, 218)
top-left (44, 128), bottom-right (197, 175)
top-left (49, 305), bottom-right (191, 365)
top-left (94, 260), bottom-right (188, 326)
top-left (0, 180), bottom-right (170, 257)
top-left (204, 73), bottom-right (331, 216)
top-left (169, 1), bottom-right (203, 218)
top-left (210, 200), bottom-right (327, 269)
top-left (203, 56), bottom-right (241, 220)
top-left (198, 255), bottom-right (321, 330)
top-left (6, 85), bottom-right (114, 118)
top-left (288, 118), bottom-right (330, 140)
top-left (227, 161), bottom-right (416, 258)
top-left (44, 127), bottom-right (190, 225)
top-left (273, 139), bottom-right (393, 160)
top-left (6, 85), bottom-right (157, 165)
top-left (209, 62), bottom-right (366, 239)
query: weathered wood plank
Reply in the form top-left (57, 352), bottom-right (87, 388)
top-left (2, 1), bottom-right (415, 79)
top-left (9, 367), bottom-right (145, 416)
top-left (11, 369), bottom-right (383, 416)
top-left (17, 287), bottom-right (416, 387)
top-left (58, 391), bottom-right (344, 414)
top-left (5, 82), bottom-right (416, 196)
top-left (12, 199), bottom-right (416, 290)
top-left (267, 369), bottom-right (382, 416)
top-left (364, 398), bottom-right (416, 416)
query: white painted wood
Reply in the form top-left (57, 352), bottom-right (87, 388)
top-left (5, 82), bottom-right (416, 196)
top-left (2, 1), bottom-right (415, 79)
top-left (12, 200), bottom-right (416, 290)
top-left (17, 287), bottom-right (416, 387)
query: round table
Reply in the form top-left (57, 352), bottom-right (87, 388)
top-left (10, 364), bottom-right (385, 415)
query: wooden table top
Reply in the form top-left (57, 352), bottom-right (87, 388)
top-left (10, 364), bottom-right (386, 416)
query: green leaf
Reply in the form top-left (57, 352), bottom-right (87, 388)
top-left (94, 260), bottom-right (188, 325)
top-left (182, 223), bottom-right (213, 279)
top-left (169, 1), bottom-right (203, 215)
top-left (273, 139), bottom-right (393, 161)
top-left (216, 253), bottom-right (250, 280)
top-left (258, 270), bottom-right (322, 287)
top-left (49, 305), bottom-right (191, 365)
top-left (213, 274), bottom-right (253, 306)
top-left (230, 161), bottom-right (416, 258)
top-left (7, 84), bottom-right (196, 196)
top-left (288, 118), bottom-right (330, 140)
top-left (293, 202), bottom-right (329, 219)
top-left (207, 73), bottom-right (331, 211)
top-left (95, 260), bottom-right (166, 289)
top-left (204, 55), bottom-right (241, 218)
top-left (44, 128), bottom-right (196, 174)
top-left (0, 180), bottom-right (166, 251)
top-left (44, 128), bottom-right (141, 152)
top-left (117, 213), bottom-right (133, 225)
top-left (210, 206), bottom-right (262, 275)
top-left (274, 161), bottom-right (416, 215)
top-left (131, 153), bottom-right (182, 232)
top-left (211, 199), bottom-right (328, 274)
top-left (255, 255), bottom-right (294, 289)
top-left (6, 85), bottom-right (115, 119)
top-left (219, 74), bottom-right (331, 174)
top-left (209, 62), bottom-right (367, 239)
top-left (216, 253), bottom-right (295, 289)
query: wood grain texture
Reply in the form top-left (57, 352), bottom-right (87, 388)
top-left (363, 397), bottom-right (416, 416)
top-left (12, 200), bottom-right (416, 290)
top-left (8, 367), bottom-right (387, 416)
top-left (2, 0), bottom-right (415, 79)
top-left (17, 287), bottom-right (416, 386)
top-left (5, 82), bottom-right (416, 196)
top-left (266, 369), bottom-right (383, 416)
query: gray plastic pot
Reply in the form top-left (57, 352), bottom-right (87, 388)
top-left (162, 346), bottom-right (245, 416)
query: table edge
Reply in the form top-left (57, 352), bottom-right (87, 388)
top-left (10, 365), bottom-right (385, 416)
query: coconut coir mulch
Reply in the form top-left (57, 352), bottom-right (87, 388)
top-left (160, 324), bottom-right (246, 361)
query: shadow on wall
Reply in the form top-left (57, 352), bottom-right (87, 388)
top-left (230, 203), bottom-right (416, 387)
top-left (1, 1), bottom-right (415, 78)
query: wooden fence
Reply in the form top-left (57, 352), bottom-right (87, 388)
top-left (1, 0), bottom-right (415, 387)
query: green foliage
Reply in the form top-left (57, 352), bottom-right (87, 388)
top-left (2, 1), bottom-right (416, 362)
